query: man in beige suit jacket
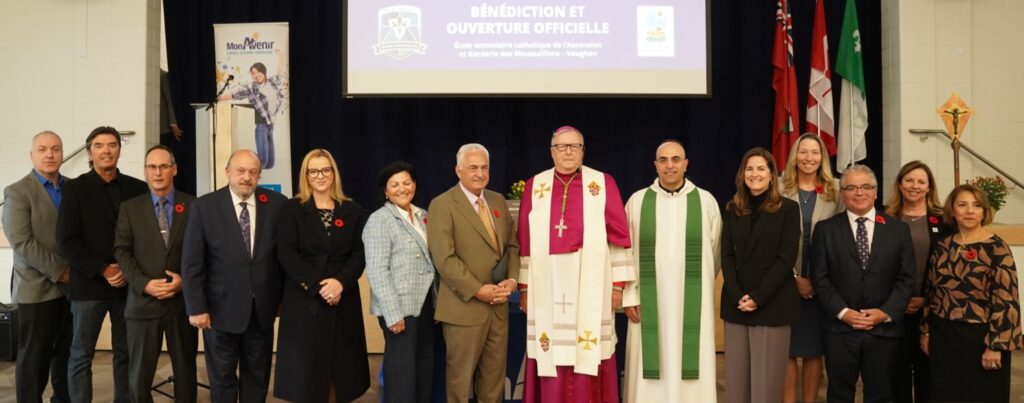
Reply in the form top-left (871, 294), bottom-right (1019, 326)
top-left (427, 143), bottom-right (520, 403)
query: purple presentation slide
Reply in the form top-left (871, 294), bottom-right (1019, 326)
top-left (347, 0), bottom-right (707, 71)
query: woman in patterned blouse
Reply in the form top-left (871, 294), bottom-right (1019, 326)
top-left (920, 184), bottom-right (1022, 402)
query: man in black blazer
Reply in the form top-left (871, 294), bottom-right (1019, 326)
top-left (57, 126), bottom-right (149, 403)
top-left (181, 149), bottom-right (287, 403)
top-left (811, 165), bottom-right (916, 403)
top-left (113, 145), bottom-right (197, 403)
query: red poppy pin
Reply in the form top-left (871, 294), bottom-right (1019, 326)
top-left (875, 215), bottom-right (886, 224)
top-left (333, 218), bottom-right (344, 228)
top-left (493, 209), bottom-right (501, 218)
top-left (928, 216), bottom-right (939, 225)
top-left (815, 185), bottom-right (824, 194)
top-left (964, 250), bottom-right (978, 261)
top-left (423, 217), bottom-right (428, 225)
top-left (258, 194), bottom-right (269, 203)
top-left (174, 203), bottom-right (185, 214)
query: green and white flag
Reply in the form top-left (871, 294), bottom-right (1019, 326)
top-left (835, 0), bottom-right (867, 170)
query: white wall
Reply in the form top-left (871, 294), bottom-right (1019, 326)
top-left (0, 0), bottom-right (162, 303)
top-left (883, 0), bottom-right (1024, 224)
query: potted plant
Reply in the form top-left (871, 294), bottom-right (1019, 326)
top-left (506, 180), bottom-right (526, 228)
top-left (967, 176), bottom-right (1009, 211)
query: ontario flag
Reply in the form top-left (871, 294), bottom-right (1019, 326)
top-left (806, 0), bottom-right (837, 156)
top-left (772, 0), bottom-right (800, 168)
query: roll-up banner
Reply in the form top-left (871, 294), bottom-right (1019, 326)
top-left (214, 22), bottom-right (293, 196)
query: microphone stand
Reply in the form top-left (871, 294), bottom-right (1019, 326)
top-left (206, 77), bottom-right (233, 189)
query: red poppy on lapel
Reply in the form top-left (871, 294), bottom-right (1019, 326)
top-left (334, 218), bottom-right (344, 228)
top-left (928, 216), bottom-right (939, 225)
top-left (815, 185), bottom-right (824, 194)
top-left (964, 250), bottom-right (978, 260)
top-left (423, 217), bottom-right (428, 225)
top-left (493, 209), bottom-right (500, 218)
top-left (258, 194), bottom-right (269, 203)
top-left (875, 215), bottom-right (886, 224)
top-left (174, 203), bottom-right (185, 214)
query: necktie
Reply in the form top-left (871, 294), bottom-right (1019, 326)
top-left (239, 202), bottom-right (251, 256)
top-left (477, 199), bottom-right (499, 252)
top-left (855, 217), bottom-right (869, 270)
top-left (156, 197), bottom-right (169, 246)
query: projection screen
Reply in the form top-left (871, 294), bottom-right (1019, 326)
top-left (344, 0), bottom-right (710, 96)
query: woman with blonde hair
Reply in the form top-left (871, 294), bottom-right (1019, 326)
top-left (274, 149), bottom-right (370, 402)
top-left (884, 161), bottom-right (954, 402)
top-left (779, 134), bottom-right (843, 403)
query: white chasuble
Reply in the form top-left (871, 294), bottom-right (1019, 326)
top-left (622, 179), bottom-right (722, 402)
top-left (522, 166), bottom-right (633, 377)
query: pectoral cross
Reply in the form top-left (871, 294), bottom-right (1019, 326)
top-left (577, 330), bottom-right (598, 350)
top-left (554, 218), bottom-right (567, 238)
top-left (554, 293), bottom-right (573, 314)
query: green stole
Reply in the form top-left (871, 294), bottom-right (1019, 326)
top-left (638, 187), bottom-right (703, 379)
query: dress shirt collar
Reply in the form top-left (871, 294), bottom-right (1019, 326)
top-left (229, 188), bottom-right (254, 207)
top-left (32, 169), bottom-right (63, 188)
top-left (459, 182), bottom-right (486, 207)
top-left (846, 207), bottom-right (877, 223)
top-left (151, 189), bottom-right (176, 206)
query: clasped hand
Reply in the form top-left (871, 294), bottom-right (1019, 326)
top-left (841, 308), bottom-right (888, 330)
top-left (477, 280), bottom-right (516, 305)
top-left (319, 278), bottom-right (343, 306)
top-left (144, 271), bottom-right (182, 299)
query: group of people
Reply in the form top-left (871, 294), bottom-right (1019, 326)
top-left (4, 125), bottom-right (1020, 403)
top-left (714, 134), bottom-right (1022, 403)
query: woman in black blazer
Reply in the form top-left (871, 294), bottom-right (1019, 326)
top-left (274, 149), bottom-right (370, 403)
top-left (884, 161), bottom-right (955, 402)
top-left (720, 147), bottom-right (801, 403)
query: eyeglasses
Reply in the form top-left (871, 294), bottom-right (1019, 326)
top-left (307, 167), bottom-right (334, 177)
top-left (841, 184), bottom-right (877, 193)
top-left (145, 164), bottom-right (175, 171)
top-left (551, 143), bottom-right (584, 152)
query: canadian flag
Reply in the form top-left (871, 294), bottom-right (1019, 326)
top-left (806, 0), bottom-right (836, 156)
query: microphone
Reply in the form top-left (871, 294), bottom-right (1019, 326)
top-left (226, 74), bottom-right (235, 82)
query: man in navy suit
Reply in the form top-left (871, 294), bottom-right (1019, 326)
top-left (811, 164), bottom-right (916, 403)
top-left (181, 150), bottom-right (287, 402)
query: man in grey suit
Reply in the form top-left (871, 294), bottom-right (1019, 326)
top-left (3, 130), bottom-right (73, 403)
top-left (113, 145), bottom-right (197, 403)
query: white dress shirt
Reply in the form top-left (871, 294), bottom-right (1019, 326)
top-left (837, 208), bottom-right (890, 321)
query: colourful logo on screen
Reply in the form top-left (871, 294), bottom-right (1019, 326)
top-left (373, 5), bottom-right (427, 59)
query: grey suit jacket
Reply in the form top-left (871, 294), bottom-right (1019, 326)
top-left (3, 172), bottom-right (68, 304)
top-left (113, 191), bottom-right (195, 320)
top-left (363, 202), bottom-right (436, 327)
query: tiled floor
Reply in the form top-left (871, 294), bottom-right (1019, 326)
top-left (1, 351), bottom-right (1021, 402)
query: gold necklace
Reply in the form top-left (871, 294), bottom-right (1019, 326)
top-left (553, 171), bottom-right (579, 238)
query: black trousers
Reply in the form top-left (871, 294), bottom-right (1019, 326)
top-left (15, 297), bottom-right (72, 403)
top-left (378, 296), bottom-right (435, 403)
top-left (893, 311), bottom-right (928, 403)
top-left (929, 316), bottom-right (1012, 403)
top-left (824, 331), bottom-right (898, 403)
top-left (202, 306), bottom-right (273, 403)
top-left (127, 310), bottom-right (198, 403)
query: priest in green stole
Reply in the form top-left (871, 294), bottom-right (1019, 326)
top-left (622, 140), bottom-right (722, 402)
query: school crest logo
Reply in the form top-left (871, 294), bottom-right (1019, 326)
top-left (372, 5), bottom-right (427, 59)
